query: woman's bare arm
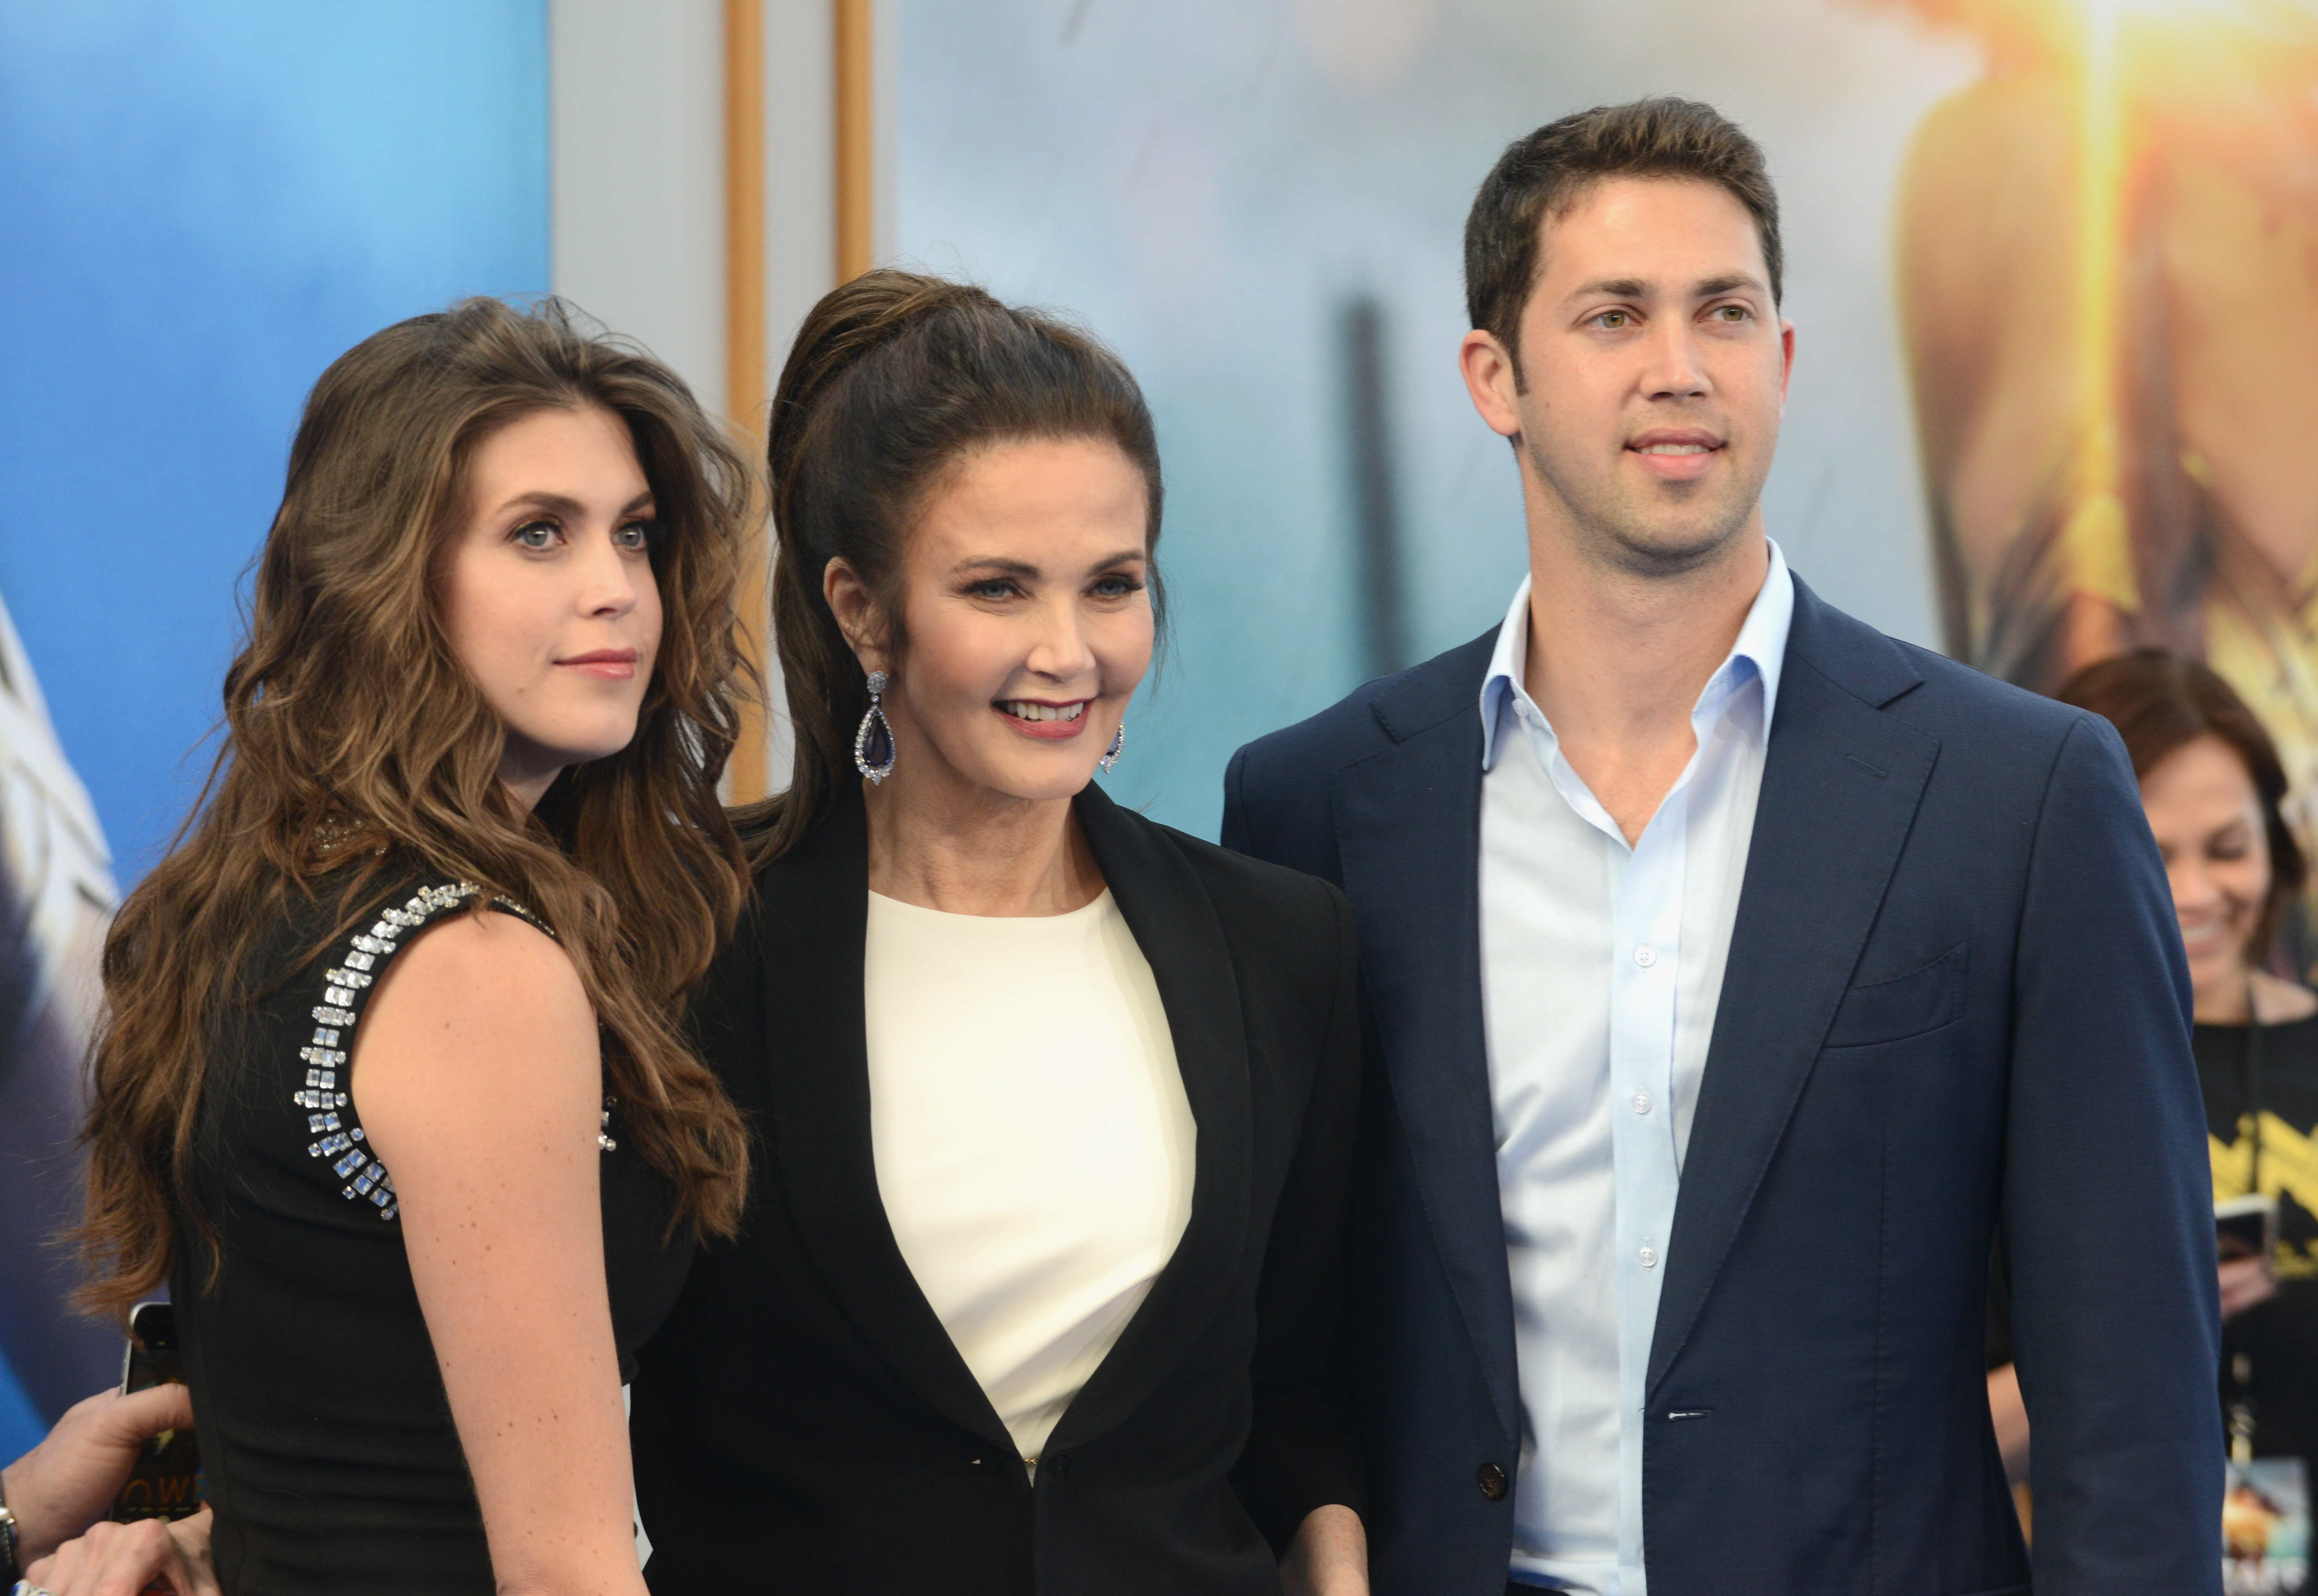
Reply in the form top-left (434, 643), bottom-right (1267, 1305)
top-left (1987, 1363), bottom-right (2030, 1488)
top-left (355, 908), bottom-right (644, 1596)
top-left (1282, 1504), bottom-right (1368, 1596)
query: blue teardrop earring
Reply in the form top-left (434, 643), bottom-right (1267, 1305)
top-left (854, 670), bottom-right (897, 784)
top-left (1099, 716), bottom-right (1125, 774)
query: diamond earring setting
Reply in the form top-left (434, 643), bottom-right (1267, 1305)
top-left (854, 670), bottom-right (897, 784)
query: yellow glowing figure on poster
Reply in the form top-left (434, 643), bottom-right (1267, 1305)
top-left (1889, 0), bottom-right (2318, 942)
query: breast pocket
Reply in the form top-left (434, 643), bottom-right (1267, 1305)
top-left (1824, 942), bottom-right (1968, 1049)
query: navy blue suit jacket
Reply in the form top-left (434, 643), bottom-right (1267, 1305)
top-left (1223, 576), bottom-right (2223, 1595)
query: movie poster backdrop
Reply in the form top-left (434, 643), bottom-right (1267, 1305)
top-left (0, 1), bottom-right (548, 1462)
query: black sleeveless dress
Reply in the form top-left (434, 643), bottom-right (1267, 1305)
top-left (174, 875), bottom-right (691, 1594)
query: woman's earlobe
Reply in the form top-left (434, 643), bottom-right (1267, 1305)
top-left (823, 558), bottom-right (887, 670)
top-left (836, 618), bottom-right (889, 675)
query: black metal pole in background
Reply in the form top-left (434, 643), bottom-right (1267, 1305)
top-left (1340, 294), bottom-right (1409, 682)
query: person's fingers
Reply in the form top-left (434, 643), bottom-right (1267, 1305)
top-left (22, 1516), bottom-right (195, 1596)
top-left (102, 1382), bottom-right (196, 1443)
top-left (24, 1520), bottom-right (87, 1589)
top-left (86, 1517), bottom-right (183, 1596)
top-left (49, 1388), bottom-right (121, 1434)
top-left (5, 1384), bottom-right (198, 1562)
top-left (166, 1508), bottom-right (222, 1596)
top-left (2218, 1255), bottom-right (2281, 1320)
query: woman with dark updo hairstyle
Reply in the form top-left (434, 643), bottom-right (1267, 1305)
top-left (627, 271), bottom-right (1368, 1594)
top-left (1988, 648), bottom-right (2318, 1488)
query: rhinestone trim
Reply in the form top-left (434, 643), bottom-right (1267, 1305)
top-left (296, 882), bottom-right (567, 1222)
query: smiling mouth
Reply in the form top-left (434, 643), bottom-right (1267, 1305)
top-left (2179, 915), bottom-right (2235, 955)
top-left (1626, 433), bottom-right (1723, 481)
top-left (1001, 700), bottom-right (1086, 723)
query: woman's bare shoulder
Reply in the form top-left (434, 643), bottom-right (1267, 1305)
top-left (355, 906), bottom-right (594, 1086)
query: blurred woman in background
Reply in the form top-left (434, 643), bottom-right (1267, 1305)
top-left (73, 298), bottom-right (756, 1595)
top-left (1991, 648), bottom-right (2314, 1482)
top-left (628, 271), bottom-right (1368, 1594)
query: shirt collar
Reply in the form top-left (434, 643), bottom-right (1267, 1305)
top-left (1479, 539), bottom-right (1795, 772)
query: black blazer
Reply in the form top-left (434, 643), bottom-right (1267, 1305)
top-left (1224, 576), bottom-right (2223, 1595)
top-left (630, 782), bottom-right (1365, 1595)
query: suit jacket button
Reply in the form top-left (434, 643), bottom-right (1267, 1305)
top-left (1477, 1462), bottom-right (1508, 1500)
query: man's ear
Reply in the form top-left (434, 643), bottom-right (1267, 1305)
top-left (823, 557), bottom-right (890, 674)
top-left (1460, 329), bottom-right (1524, 441)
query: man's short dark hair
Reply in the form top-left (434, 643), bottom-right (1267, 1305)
top-left (1465, 98), bottom-right (1784, 371)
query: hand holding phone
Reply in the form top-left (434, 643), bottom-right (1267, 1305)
top-left (108, 1303), bottom-right (201, 1524)
top-left (2217, 1194), bottom-right (2279, 1264)
top-left (0, 1382), bottom-right (193, 1572)
top-left (18, 1505), bottom-right (219, 1596)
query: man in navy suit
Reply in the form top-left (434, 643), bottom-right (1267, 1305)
top-left (1224, 98), bottom-right (2221, 1595)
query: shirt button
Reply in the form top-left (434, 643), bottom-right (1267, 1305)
top-left (1638, 1245), bottom-right (1659, 1269)
top-left (1634, 945), bottom-right (1657, 968)
top-left (1632, 1091), bottom-right (1653, 1115)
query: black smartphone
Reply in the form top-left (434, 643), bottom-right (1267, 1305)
top-left (109, 1300), bottom-right (202, 1523)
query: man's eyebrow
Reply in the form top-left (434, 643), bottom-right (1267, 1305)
top-left (1562, 272), bottom-right (1768, 304)
top-left (1566, 276), bottom-right (1651, 302)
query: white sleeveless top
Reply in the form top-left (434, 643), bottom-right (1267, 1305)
top-left (863, 888), bottom-right (1196, 1464)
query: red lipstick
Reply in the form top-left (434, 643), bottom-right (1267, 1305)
top-left (996, 697), bottom-right (1093, 741)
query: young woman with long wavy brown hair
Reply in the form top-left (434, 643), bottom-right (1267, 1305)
top-left (73, 297), bottom-right (755, 1596)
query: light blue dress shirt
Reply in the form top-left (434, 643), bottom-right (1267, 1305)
top-left (1479, 542), bottom-right (1794, 1596)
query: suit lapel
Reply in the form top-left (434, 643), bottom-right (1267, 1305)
top-left (754, 785), bottom-right (1257, 1460)
top-left (1646, 582), bottom-right (1939, 1398)
top-left (1045, 783), bottom-right (1254, 1452)
top-left (1332, 636), bottom-right (1522, 1443)
top-left (753, 792), bottom-right (1013, 1450)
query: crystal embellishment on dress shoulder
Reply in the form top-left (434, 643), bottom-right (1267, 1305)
top-left (291, 880), bottom-right (583, 1222)
top-left (291, 880), bottom-right (485, 1222)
